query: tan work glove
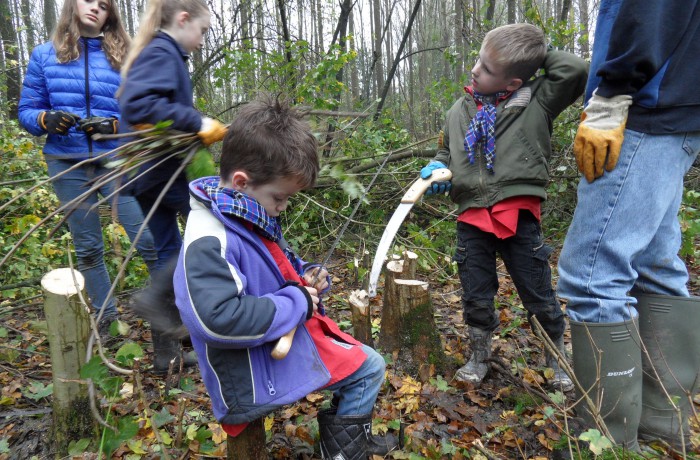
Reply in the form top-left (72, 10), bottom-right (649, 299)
top-left (198, 117), bottom-right (227, 146)
top-left (574, 90), bottom-right (633, 182)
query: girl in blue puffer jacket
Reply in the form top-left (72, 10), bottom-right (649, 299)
top-left (18, 0), bottom-right (157, 335)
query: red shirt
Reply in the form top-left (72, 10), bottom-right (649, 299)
top-left (458, 196), bottom-right (541, 239)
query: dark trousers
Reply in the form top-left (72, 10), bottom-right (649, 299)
top-left (454, 211), bottom-right (565, 340)
top-left (137, 174), bottom-right (191, 273)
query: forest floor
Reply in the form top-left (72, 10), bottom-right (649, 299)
top-left (1, 249), bottom-right (699, 460)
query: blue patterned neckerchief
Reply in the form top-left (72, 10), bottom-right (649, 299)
top-left (198, 177), bottom-right (305, 273)
top-left (464, 89), bottom-right (510, 173)
top-left (201, 179), bottom-right (282, 242)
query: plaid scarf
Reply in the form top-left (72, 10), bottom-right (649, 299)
top-left (464, 90), bottom-right (508, 173)
top-left (198, 177), bottom-right (302, 272)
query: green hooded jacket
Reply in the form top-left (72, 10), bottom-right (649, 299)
top-left (433, 49), bottom-right (588, 213)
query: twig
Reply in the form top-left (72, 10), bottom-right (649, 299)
top-left (472, 439), bottom-right (505, 460)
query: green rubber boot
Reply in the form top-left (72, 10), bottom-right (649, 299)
top-left (570, 318), bottom-right (642, 451)
top-left (635, 292), bottom-right (700, 452)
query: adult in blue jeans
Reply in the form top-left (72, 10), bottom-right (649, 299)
top-left (18, 0), bottom-right (157, 334)
top-left (557, 0), bottom-right (700, 452)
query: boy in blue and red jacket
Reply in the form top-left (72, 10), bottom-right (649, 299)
top-left (173, 97), bottom-right (397, 459)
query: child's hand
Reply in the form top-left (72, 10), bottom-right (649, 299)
top-left (198, 117), bottom-right (227, 145)
top-left (304, 286), bottom-right (320, 312)
top-left (303, 267), bottom-right (329, 292)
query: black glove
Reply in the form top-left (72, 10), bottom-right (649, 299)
top-left (77, 116), bottom-right (119, 136)
top-left (38, 111), bottom-right (80, 135)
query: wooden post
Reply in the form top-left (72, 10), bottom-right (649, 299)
top-left (377, 253), bottom-right (449, 381)
top-left (226, 417), bottom-right (267, 459)
top-left (41, 268), bottom-right (97, 454)
top-left (349, 289), bottom-right (372, 345)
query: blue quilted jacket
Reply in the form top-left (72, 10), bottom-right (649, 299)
top-left (18, 37), bottom-right (121, 160)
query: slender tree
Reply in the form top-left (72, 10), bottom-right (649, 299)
top-left (374, 0), bottom-right (422, 120)
top-left (43, 0), bottom-right (56, 39)
top-left (0, 0), bottom-right (20, 119)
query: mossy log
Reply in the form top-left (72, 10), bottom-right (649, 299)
top-left (226, 417), bottom-right (266, 459)
top-left (41, 268), bottom-right (97, 455)
top-left (377, 253), bottom-right (448, 381)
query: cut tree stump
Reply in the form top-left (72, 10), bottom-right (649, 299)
top-left (377, 252), bottom-right (449, 381)
top-left (226, 417), bottom-right (267, 459)
top-left (41, 268), bottom-right (97, 455)
top-left (349, 289), bottom-right (372, 345)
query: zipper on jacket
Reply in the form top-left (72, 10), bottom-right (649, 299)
top-left (83, 38), bottom-right (93, 157)
top-left (267, 380), bottom-right (276, 396)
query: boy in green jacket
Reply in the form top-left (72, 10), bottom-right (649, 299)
top-left (421, 23), bottom-right (588, 389)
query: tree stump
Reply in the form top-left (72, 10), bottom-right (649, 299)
top-left (349, 289), bottom-right (372, 345)
top-left (377, 253), bottom-right (448, 381)
top-left (226, 417), bottom-right (267, 459)
top-left (41, 268), bottom-right (97, 454)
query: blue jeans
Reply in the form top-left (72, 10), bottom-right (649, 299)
top-left (325, 345), bottom-right (386, 416)
top-left (46, 159), bottom-right (157, 317)
top-left (558, 130), bottom-right (700, 323)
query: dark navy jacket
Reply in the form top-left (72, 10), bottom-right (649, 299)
top-left (119, 32), bottom-right (203, 193)
top-left (18, 38), bottom-right (121, 159)
top-left (174, 177), bottom-right (336, 424)
top-left (586, 0), bottom-right (700, 133)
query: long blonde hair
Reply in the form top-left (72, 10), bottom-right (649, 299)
top-left (120, 0), bottom-right (209, 79)
top-left (53, 0), bottom-right (130, 70)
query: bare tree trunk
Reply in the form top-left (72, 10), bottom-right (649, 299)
top-left (349, 8), bottom-right (359, 104)
top-left (0, 0), bottom-right (21, 119)
top-left (276, 0), bottom-right (294, 89)
top-left (578, 0), bottom-right (590, 58)
top-left (485, 0), bottom-right (495, 23)
top-left (310, 0), bottom-right (319, 57)
top-left (372, 0), bottom-right (383, 100)
top-left (255, 0), bottom-right (265, 60)
top-left (315, 0), bottom-right (324, 53)
top-left (559, 0), bottom-right (572, 22)
top-left (43, 0), bottom-right (56, 39)
top-left (454, 0), bottom-right (465, 91)
top-left (507, 0), bottom-right (516, 24)
top-left (374, 0), bottom-right (422, 120)
top-left (124, 0), bottom-right (135, 37)
top-left (322, 0), bottom-right (353, 156)
top-left (20, 0), bottom-right (34, 54)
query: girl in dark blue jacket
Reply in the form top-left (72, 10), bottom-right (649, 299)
top-left (18, 0), bottom-right (157, 334)
top-left (118, 0), bottom-right (226, 372)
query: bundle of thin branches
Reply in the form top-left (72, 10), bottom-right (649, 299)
top-left (0, 123), bottom-right (221, 280)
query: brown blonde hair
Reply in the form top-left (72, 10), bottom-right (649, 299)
top-left (53, 0), bottom-right (130, 70)
top-left (481, 23), bottom-right (547, 81)
top-left (120, 0), bottom-right (209, 80)
top-left (220, 96), bottom-right (319, 189)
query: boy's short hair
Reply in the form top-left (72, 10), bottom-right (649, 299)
top-left (481, 23), bottom-right (547, 81)
top-left (220, 96), bottom-right (319, 188)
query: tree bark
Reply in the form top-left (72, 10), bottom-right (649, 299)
top-left (41, 268), bottom-right (97, 456)
top-left (377, 252), bottom-right (448, 381)
top-left (349, 289), bottom-right (372, 345)
top-left (43, 0), bottom-right (56, 38)
top-left (578, 0), bottom-right (590, 58)
top-left (559, 0), bottom-right (572, 22)
top-left (226, 418), bottom-right (267, 459)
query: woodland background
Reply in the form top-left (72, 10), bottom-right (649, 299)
top-left (1, 0), bottom-right (699, 459)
